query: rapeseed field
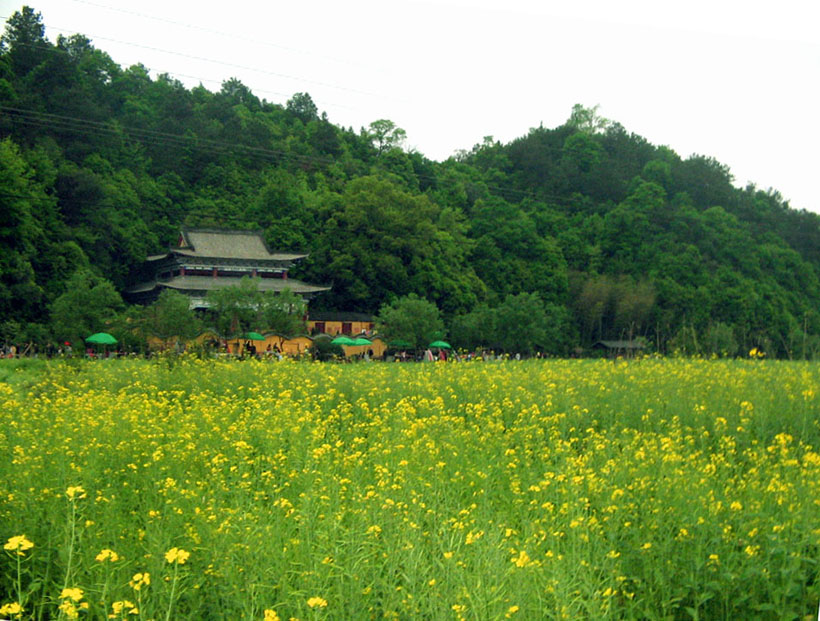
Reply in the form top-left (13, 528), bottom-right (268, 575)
top-left (1, 357), bottom-right (819, 619)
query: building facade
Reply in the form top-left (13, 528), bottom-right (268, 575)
top-left (307, 312), bottom-right (375, 336)
top-left (126, 228), bottom-right (329, 308)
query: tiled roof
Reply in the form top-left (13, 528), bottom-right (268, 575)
top-left (173, 228), bottom-right (307, 261)
top-left (128, 276), bottom-right (330, 295)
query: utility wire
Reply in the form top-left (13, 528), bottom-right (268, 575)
top-left (1, 105), bottom-right (338, 166)
top-left (5, 38), bottom-right (360, 112)
top-left (3, 14), bottom-right (582, 161)
top-left (0, 15), bottom-right (389, 100)
top-left (2, 104), bottom-right (585, 207)
top-left (65, 0), bottom-right (386, 73)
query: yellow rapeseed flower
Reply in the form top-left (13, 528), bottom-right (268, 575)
top-left (109, 600), bottom-right (138, 617)
top-left (65, 486), bottom-right (86, 500)
top-left (60, 587), bottom-right (84, 602)
top-left (58, 601), bottom-right (77, 619)
top-left (96, 548), bottom-right (120, 562)
top-left (164, 547), bottom-right (190, 565)
top-left (129, 572), bottom-right (150, 590)
top-left (4, 535), bottom-right (34, 556)
top-left (511, 550), bottom-right (532, 567)
top-left (0, 602), bottom-right (23, 616)
top-left (263, 609), bottom-right (280, 621)
top-left (306, 596), bottom-right (327, 608)
top-left (465, 530), bottom-right (483, 545)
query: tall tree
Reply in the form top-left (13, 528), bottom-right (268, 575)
top-left (566, 104), bottom-right (610, 134)
top-left (205, 277), bottom-right (306, 340)
top-left (0, 138), bottom-right (61, 322)
top-left (50, 269), bottom-right (124, 346)
top-left (140, 289), bottom-right (201, 350)
top-left (286, 92), bottom-right (318, 123)
top-left (1, 6), bottom-right (49, 76)
top-left (367, 119), bottom-right (406, 154)
top-left (376, 294), bottom-right (444, 350)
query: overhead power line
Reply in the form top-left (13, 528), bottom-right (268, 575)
top-left (1, 103), bottom-right (586, 206)
top-left (66, 0), bottom-right (384, 73)
top-left (0, 15), bottom-right (387, 101)
top-left (1, 105), bottom-right (338, 166)
top-left (5, 39), bottom-right (357, 112)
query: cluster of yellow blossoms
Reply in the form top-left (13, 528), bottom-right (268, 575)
top-left (0, 357), bottom-right (817, 618)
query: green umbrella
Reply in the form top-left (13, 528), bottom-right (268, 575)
top-left (85, 332), bottom-right (118, 345)
top-left (331, 336), bottom-right (356, 346)
top-left (429, 340), bottom-right (451, 349)
top-left (244, 332), bottom-right (265, 341)
top-left (351, 337), bottom-right (372, 346)
top-left (388, 339), bottom-right (413, 348)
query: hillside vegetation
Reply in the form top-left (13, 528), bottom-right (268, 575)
top-left (2, 7), bottom-right (819, 356)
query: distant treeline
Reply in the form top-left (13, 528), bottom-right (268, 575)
top-left (1, 7), bottom-right (819, 357)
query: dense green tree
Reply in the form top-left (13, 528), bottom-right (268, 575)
top-left (562, 132), bottom-right (603, 174)
top-left (0, 6), bottom-right (48, 77)
top-left (493, 292), bottom-right (571, 355)
top-left (469, 196), bottom-right (568, 303)
top-left (0, 137), bottom-right (72, 323)
top-left (703, 322), bottom-right (739, 358)
top-left (286, 92), bottom-right (318, 123)
top-left (566, 103), bottom-right (610, 134)
top-left (376, 294), bottom-right (444, 351)
top-left (305, 176), bottom-right (482, 314)
top-left (50, 269), bottom-right (124, 346)
top-left (571, 274), bottom-right (655, 344)
top-left (205, 277), bottom-right (260, 340)
top-left (367, 119), bottom-right (406, 154)
top-left (205, 277), bottom-right (306, 340)
top-left (450, 304), bottom-right (496, 350)
top-left (258, 288), bottom-right (307, 337)
top-left (140, 289), bottom-right (201, 350)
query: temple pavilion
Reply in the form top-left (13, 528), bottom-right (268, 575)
top-left (126, 228), bottom-right (330, 309)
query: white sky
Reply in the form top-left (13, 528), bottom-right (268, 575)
top-left (3, 0), bottom-right (819, 213)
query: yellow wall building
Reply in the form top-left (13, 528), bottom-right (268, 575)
top-left (307, 312), bottom-right (375, 337)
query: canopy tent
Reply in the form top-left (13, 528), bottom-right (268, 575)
top-left (331, 336), bottom-right (357, 346)
top-left (85, 332), bottom-right (118, 345)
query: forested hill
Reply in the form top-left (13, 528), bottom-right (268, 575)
top-left (2, 6), bottom-right (819, 357)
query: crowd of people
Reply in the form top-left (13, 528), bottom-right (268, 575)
top-left (1, 341), bottom-right (543, 362)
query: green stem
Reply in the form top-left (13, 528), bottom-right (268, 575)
top-left (15, 553), bottom-right (23, 611)
top-left (58, 500), bottom-right (77, 620)
top-left (63, 501), bottom-right (76, 589)
top-left (100, 575), bottom-right (110, 619)
top-left (164, 564), bottom-right (179, 621)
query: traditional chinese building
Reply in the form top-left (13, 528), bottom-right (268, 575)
top-left (126, 228), bottom-right (330, 309)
